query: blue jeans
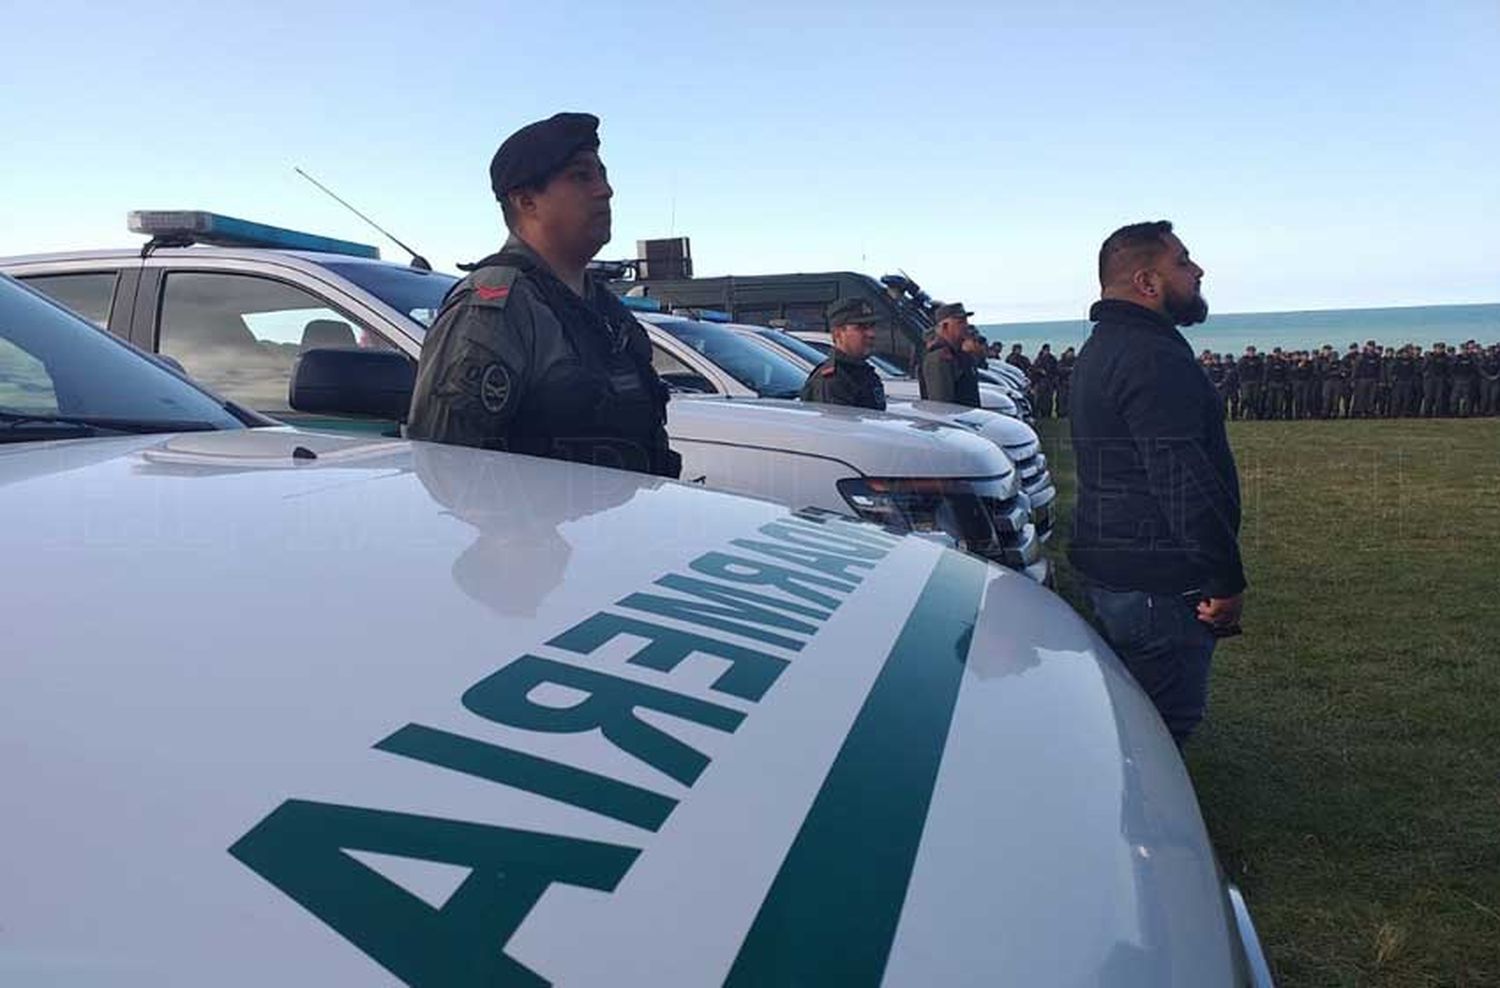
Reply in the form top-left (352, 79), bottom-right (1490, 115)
top-left (1086, 587), bottom-right (1218, 746)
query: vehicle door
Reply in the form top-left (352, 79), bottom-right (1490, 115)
top-left (134, 258), bottom-right (410, 434)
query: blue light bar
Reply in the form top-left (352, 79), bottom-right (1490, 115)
top-left (620, 295), bottom-right (662, 312)
top-left (127, 210), bottom-right (381, 259)
top-left (671, 307), bottom-right (731, 323)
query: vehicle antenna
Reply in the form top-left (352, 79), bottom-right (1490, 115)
top-left (293, 167), bottom-right (432, 271)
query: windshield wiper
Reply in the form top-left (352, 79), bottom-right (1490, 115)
top-left (0, 411), bottom-right (220, 436)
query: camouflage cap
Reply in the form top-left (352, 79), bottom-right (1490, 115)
top-left (827, 297), bottom-right (880, 327)
top-left (932, 302), bottom-right (974, 323)
top-left (490, 112), bottom-right (601, 200)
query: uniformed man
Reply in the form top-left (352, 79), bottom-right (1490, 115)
top-left (919, 302), bottom-right (982, 407)
top-left (1390, 344), bottom-right (1419, 417)
top-left (1222, 354), bottom-right (1240, 419)
top-left (1339, 343), bottom-right (1360, 417)
top-left (1056, 345), bottom-right (1077, 417)
top-left (799, 298), bottom-right (887, 410)
top-left (1238, 346), bottom-right (1264, 419)
top-left (1006, 343), bottom-right (1032, 377)
top-left (1350, 340), bottom-right (1382, 418)
top-left (1451, 342), bottom-right (1481, 417)
top-left (1480, 344), bottom-right (1500, 416)
top-left (1031, 343), bottom-right (1058, 418)
top-left (1318, 345), bottom-right (1346, 417)
top-left (1264, 348), bottom-right (1290, 420)
top-left (407, 112), bottom-right (680, 478)
top-left (1421, 342), bottom-right (1451, 417)
top-left (1290, 351), bottom-right (1315, 419)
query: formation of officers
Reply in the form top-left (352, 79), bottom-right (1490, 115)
top-left (1198, 342), bottom-right (1500, 419)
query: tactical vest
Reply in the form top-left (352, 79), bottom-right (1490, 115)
top-left (467, 250), bottom-right (675, 478)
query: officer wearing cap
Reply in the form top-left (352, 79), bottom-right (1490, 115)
top-left (407, 112), bottom-right (680, 478)
top-left (919, 302), bottom-right (982, 407)
top-left (799, 298), bottom-right (887, 410)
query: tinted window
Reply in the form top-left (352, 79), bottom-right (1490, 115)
top-left (0, 275), bottom-right (242, 432)
top-left (157, 272), bottom-right (395, 414)
top-left (651, 318), bottom-right (808, 398)
top-left (651, 343), bottom-right (717, 393)
top-left (319, 261), bottom-right (457, 329)
top-left (783, 304), bottom-right (829, 332)
top-left (755, 328), bottom-right (826, 366)
top-left (22, 272), bottom-right (118, 328)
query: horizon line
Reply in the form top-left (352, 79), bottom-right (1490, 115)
top-left (980, 299), bottom-right (1500, 326)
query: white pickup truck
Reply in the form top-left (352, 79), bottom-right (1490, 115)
top-left (0, 268), bottom-right (1273, 987)
top-left (669, 319), bottom-right (1059, 544)
top-left (1, 212), bottom-right (1045, 579)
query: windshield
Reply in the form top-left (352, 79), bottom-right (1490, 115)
top-left (320, 261), bottom-right (458, 329)
top-left (754, 327), bottom-right (826, 366)
top-left (652, 317), bottom-right (809, 398)
top-left (768, 329), bottom-right (912, 380)
top-left (0, 275), bottom-right (244, 436)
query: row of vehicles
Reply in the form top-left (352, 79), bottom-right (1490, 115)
top-left (0, 215), bottom-right (1272, 985)
top-left (3, 213), bottom-right (1057, 584)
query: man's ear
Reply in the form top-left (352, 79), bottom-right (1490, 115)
top-left (1132, 267), bottom-right (1161, 299)
top-left (509, 188), bottom-right (537, 220)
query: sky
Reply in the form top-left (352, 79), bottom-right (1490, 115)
top-left (2, 0), bottom-right (1496, 322)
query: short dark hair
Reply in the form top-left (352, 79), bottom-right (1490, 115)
top-left (499, 175), bottom-right (555, 231)
top-left (1098, 220), bottom-right (1175, 287)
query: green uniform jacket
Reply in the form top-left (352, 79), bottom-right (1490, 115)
top-left (406, 236), bottom-right (680, 478)
top-left (918, 337), bottom-right (981, 407)
top-left (799, 351), bottom-right (887, 410)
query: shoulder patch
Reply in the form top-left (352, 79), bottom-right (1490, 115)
top-left (820, 364), bottom-right (836, 378)
top-left (468, 266), bottom-right (520, 309)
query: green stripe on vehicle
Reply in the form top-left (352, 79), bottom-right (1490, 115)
top-left (724, 550), bottom-right (986, 987)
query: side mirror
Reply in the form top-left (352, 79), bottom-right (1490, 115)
top-left (290, 348), bottom-right (415, 420)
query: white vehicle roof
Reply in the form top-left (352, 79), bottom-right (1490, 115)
top-left (1, 426), bottom-right (1251, 986)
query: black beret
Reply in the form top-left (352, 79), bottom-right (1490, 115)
top-left (827, 297), bottom-right (880, 326)
top-left (490, 112), bottom-right (601, 200)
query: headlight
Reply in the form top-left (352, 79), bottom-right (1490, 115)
top-left (837, 476), bottom-right (1018, 552)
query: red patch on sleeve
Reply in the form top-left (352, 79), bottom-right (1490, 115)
top-left (820, 365), bottom-right (836, 377)
top-left (475, 285), bottom-right (510, 301)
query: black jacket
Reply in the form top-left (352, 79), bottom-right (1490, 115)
top-left (1068, 300), bottom-right (1247, 598)
top-left (800, 351), bottom-right (886, 410)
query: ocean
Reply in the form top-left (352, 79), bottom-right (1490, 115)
top-left (981, 303), bottom-right (1500, 357)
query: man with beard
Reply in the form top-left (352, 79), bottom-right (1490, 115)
top-left (408, 112), bottom-right (680, 478)
top-left (1070, 221), bottom-right (1245, 747)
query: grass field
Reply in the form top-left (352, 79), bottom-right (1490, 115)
top-left (1034, 417), bottom-right (1500, 988)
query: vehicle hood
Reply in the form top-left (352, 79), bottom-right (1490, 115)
top-left (667, 395), bottom-right (1011, 480)
top-left (885, 400), bottom-right (1039, 454)
top-left (882, 377), bottom-right (1018, 413)
top-left (0, 429), bottom-right (1242, 986)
